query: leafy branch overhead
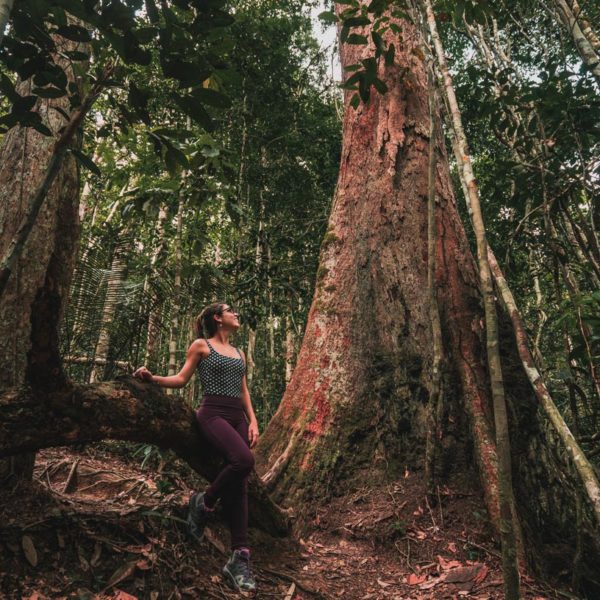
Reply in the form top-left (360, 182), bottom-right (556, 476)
top-left (0, 0), bottom-right (234, 155)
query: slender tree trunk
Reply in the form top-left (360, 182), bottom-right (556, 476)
top-left (246, 329), bottom-right (257, 388)
top-left (167, 196), bottom-right (184, 394)
top-left (487, 249), bottom-right (600, 526)
top-left (424, 71), bottom-right (443, 497)
top-left (144, 205), bottom-right (168, 366)
top-left (89, 244), bottom-right (126, 383)
top-left (553, 0), bottom-right (600, 85)
top-left (423, 3), bottom-right (521, 594)
top-left (70, 194), bottom-right (123, 348)
top-left (284, 314), bottom-right (295, 384)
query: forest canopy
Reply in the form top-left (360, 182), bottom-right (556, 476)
top-left (0, 0), bottom-right (599, 598)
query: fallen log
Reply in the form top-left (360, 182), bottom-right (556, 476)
top-left (0, 375), bottom-right (290, 536)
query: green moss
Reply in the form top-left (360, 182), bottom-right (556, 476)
top-left (320, 230), bottom-right (340, 252)
top-left (316, 266), bottom-right (329, 281)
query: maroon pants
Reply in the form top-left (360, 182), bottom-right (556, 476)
top-left (195, 395), bottom-right (254, 550)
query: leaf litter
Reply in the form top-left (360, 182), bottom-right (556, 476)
top-left (0, 447), bottom-right (565, 599)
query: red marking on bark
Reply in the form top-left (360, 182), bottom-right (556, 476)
top-left (304, 377), bottom-right (331, 438)
top-left (299, 452), bottom-right (312, 472)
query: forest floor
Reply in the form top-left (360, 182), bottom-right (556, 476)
top-left (0, 445), bottom-right (568, 600)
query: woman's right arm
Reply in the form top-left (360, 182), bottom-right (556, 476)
top-left (133, 339), bottom-right (207, 388)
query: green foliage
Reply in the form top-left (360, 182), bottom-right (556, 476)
top-left (59, 0), bottom-right (341, 426)
top-left (0, 0), bottom-right (235, 157)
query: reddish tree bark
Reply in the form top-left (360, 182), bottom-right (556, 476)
top-left (257, 11), bottom-right (499, 522)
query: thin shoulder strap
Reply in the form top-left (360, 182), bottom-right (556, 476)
top-left (205, 339), bottom-right (213, 350)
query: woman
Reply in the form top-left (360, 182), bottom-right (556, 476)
top-left (134, 302), bottom-right (259, 593)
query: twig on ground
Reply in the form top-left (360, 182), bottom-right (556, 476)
top-left (77, 477), bottom-right (140, 494)
top-left (424, 494), bottom-right (438, 531)
top-left (457, 537), bottom-right (501, 559)
top-left (63, 459), bottom-right (80, 493)
top-left (259, 567), bottom-right (330, 600)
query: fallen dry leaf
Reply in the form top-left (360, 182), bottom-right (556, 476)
top-left (445, 564), bottom-right (486, 583)
top-left (406, 573), bottom-right (427, 585)
top-left (22, 535), bottom-right (38, 567)
top-left (113, 590), bottom-right (138, 600)
top-left (377, 578), bottom-right (394, 588)
top-left (438, 555), bottom-right (462, 570)
top-left (105, 560), bottom-right (138, 590)
top-left (473, 564), bottom-right (489, 585)
top-left (447, 542), bottom-right (457, 553)
top-left (284, 582), bottom-right (296, 600)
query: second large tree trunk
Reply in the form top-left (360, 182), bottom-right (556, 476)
top-left (0, 35), bottom-right (84, 483)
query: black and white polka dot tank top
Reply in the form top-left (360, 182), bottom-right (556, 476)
top-left (197, 339), bottom-right (246, 398)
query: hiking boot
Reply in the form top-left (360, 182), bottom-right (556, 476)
top-left (222, 548), bottom-right (257, 592)
top-left (186, 491), bottom-right (212, 542)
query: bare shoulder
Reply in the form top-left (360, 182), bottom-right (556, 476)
top-left (189, 338), bottom-right (209, 358)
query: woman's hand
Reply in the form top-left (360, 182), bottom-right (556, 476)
top-left (248, 420), bottom-right (260, 449)
top-left (133, 366), bottom-right (154, 382)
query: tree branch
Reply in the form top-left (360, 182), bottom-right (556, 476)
top-left (0, 375), bottom-right (290, 536)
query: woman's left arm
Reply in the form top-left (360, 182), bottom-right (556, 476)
top-left (239, 350), bottom-right (259, 448)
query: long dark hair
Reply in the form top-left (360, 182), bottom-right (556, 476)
top-left (195, 302), bottom-right (226, 338)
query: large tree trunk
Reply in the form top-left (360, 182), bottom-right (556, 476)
top-left (256, 5), bottom-right (600, 587)
top-left (0, 36), bottom-right (84, 483)
top-left (257, 10), bottom-right (495, 517)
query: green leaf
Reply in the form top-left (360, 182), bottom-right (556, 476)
top-left (350, 93), bottom-right (360, 109)
top-left (0, 74), bottom-right (19, 103)
top-left (32, 86), bottom-right (66, 99)
top-left (173, 94), bottom-right (215, 131)
top-left (191, 87), bottom-right (231, 108)
top-left (318, 11), bottom-right (338, 24)
top-left (359, 76), bottom-right (370, 103)
top-left (346, 34), bottom-right (368, 45)
top-left (54, 24), bottom-right (92, 42)
top-left (373, 78), bottom-right (388, 95)
top-left (31, 121), bottom-right (53, 137)
top-left (128, 82), bottom-right (151, 125)
top-left (341, 71), bottom-right (363, 89)
top-left (70, 149), bottom-right (101, 176)
top-left (385, 43), bottom-right (395, 66)
top-left (372, 30), bottom-right (385, 54)
top-left (344, 16), bottom-right (370, 27)
top-left (133, 26), bottom-right (157, 44)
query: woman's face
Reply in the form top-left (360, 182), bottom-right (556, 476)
top-left (218, 304), bottom-right (240, 331)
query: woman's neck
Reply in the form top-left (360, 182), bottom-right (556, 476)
top-left (214, 330), bottom-right (231, 345)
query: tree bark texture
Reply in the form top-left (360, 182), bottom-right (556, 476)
top-left (0, 36), bottom-right (84, 482)
top-left (256, 4), bottom-right (600, 583)
top-left (0, 376), bottom-right (289, 535)
top-left (257, 9), bottom-right (497, 525)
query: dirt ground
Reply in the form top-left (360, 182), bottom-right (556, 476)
top-left (0, 445), bottom-right (569, 599)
